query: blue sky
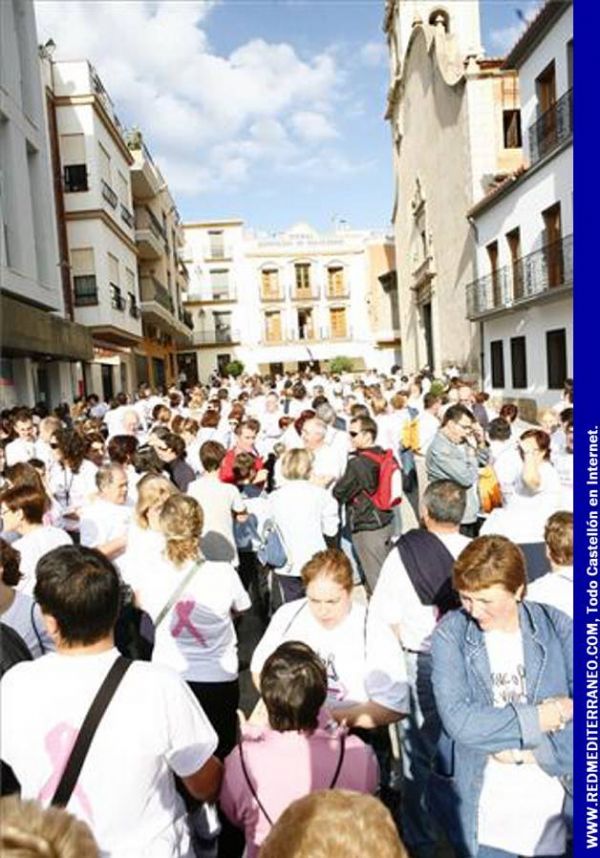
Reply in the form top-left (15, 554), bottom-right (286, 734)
top-left (35, 0), bottom-right (542, 232)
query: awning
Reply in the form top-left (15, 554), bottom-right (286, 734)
top-left (1, 294), bottom-right (94, 362)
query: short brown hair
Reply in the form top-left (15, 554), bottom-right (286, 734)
top-left (520, 428), bottom-right (551, 460)
top-left (0, 484), bottom-right (47, 525)
top-left (544, 511), bottom-right (573, 566)
top-left (301, 548), bottom-right (353, 593)
top-left (233, 452), bottom-right (257, 482)
top-left (200, 440), bottom-right (226, 472)
top-left (0, 538), bottom-right (21, 586)
top-left (453, 536), bottom-right (526, 596)
top-left (260, 789), bottom-right (408, 858)
top-left (260, 641), bottom-right (327, 733)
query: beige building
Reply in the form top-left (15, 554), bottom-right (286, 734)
top-left (46, 58), bottom-right (142, 399)
top-left (384, 0), bottom-right (523, 375)
top-left (180, 221), bottom-right (398, 382)
top-left (126, 130), bottom-right (192, 390)
top-left (0, 0), bottom-right (92, 408)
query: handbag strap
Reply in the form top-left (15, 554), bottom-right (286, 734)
top-left (238, 731), bottom-right (346, 828)
top-left (30, 601), bottom-right (46, 656)
top-left (154, 560), bottom-right (202, 629)
top-left (51, 655), bottom-right (132, 808)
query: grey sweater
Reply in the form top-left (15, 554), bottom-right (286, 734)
top-left (425, 431), bottom-right (490, 524)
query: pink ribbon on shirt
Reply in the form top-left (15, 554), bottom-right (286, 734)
top-left (171, 600), bottom-right (207, 645)
top-left (38, 723), bottom-right (94, 821)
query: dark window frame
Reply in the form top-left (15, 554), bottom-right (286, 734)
top-left (490, 340), bottom-right (505, 388)
top-left (64, 164), bottom-right (88, 193)
top-left (510, 336), bottom-right (528, 389)
top-left (546, 328), bottom-right (567, 390)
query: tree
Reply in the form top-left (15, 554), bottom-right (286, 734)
top-left (328, 356), bottom-right (354, 374)
top-left (224, 359), bottom-right (244, 378)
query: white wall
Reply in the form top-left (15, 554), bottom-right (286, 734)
top-left (482, 295), bottom-right (572, 409)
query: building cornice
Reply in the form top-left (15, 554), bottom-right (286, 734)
top-left (53, 94), bottom-right (133, 164)
top-left (64, 209), bottom-right (139, 255)
top-left (184, 220), bottom-right (244, 229)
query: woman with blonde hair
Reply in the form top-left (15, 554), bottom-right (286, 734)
top-left (120, 474), bottom-right (178, 587)
top-left (131, 494), bottom-right (250, 758)
top-left (0, 796), bottom-right (99, 858)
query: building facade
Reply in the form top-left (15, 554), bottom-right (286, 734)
top-left (180, 221), bottom-right (398, 382)
top-left (0, 0), bottom-right (92, 409)
top-left (466, 0), bottom-right (573, 416)
top-left (384, 0), bottom-right (524, 376)
top-left (126, 130), bottom-right (192, 390)
top-left (45, 58), bottom-right (142, 400)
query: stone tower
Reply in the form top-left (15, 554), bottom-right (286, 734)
top-left (391, 1), bottom-right (483, 67)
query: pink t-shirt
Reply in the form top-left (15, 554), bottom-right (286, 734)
top-left (220, 723), bottom-right (379, 857)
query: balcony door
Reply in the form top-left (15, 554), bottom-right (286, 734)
top-left (535, 61), bottom-right (557, 154)
top-left (327, 266), bottom-right (345, 297)
top-left (261, 268), bottom-right (279, 300)
top-left (542, 203), bottom-right (563, 288)
top-left (486, 241), bottom-right (501, 307)
top-left (297, 308), bottom-right (314, 340)
top-left (294, 263), bottom-right (311, 299)
top-left (505, 228), bottom-right (523, 300)
top-left (330, 307), bottom-right (347, 340)
top-left (265, 311), bottom-right (282, 343)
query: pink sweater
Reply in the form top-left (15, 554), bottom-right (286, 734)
top-left (220, 724), bottom-right (379, 857)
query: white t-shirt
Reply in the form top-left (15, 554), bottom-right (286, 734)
top-left (268, 481), bottom-right (339, 578)
top-left (49, 460), bottom-right (98, 531)
top-left (188, 475), bottom-right (246, 566)
top-left (1, 589), bottom-right (54, 657)
top-left (120, 522), bottom-right (166, 589)
top-left (251, 600), bottom-right (409, 713)
top-left (416, 411), bottom-right (440, 455)
top-left (370, 531), bottom-right (471, 652)
top-left (489, 440), bottom-right (522, 504)
top-left (132, 557), bottom-right (250, 683)
top-left (477, 629), bottom-right (566, 855)
top-left (553, 452), bottom-right (573, 511)
top-left (0, 649), bottom-right (217, 858)
top-left (5, 438), bottom-right (36, 466)
top-left (79, 499), bottom-right (133, 550)
top-left (528, 568), bottom-right (573, 618)
top-left (13, 526), bottom-right (73, 595)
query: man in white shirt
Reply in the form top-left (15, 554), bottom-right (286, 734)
top-left (5, 410), bottom-right (37, 466)
top-left (188, 441), bottom-right (246, 566)
top-left (371, 480), bottom-right (471, 858)
top-left (79, 464), bottom-right (133, 562)
top-left (413, 393), bottom-right (441, 503)
top-left (0, 544), bottom-right (222, 858)
top-left (301, 418), bottom-right (345, 489)
top-left (528, 511), bottom-right (573, 617)
top-left (487, 417), bottom-right (522, 504)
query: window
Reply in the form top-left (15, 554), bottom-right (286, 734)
top-left (542, 203), bottom-right (563, 288)
top-left (98, 142), bottom-right (111, 184)
top-left (327, 266), bottom-right (345, 297)
top-left (208, 230), bottom-right (225, 258)
top-left (71, 249), bottom-right (97, 306)
top-left (61, 133), bottom-right (88, 192)
top-left (110, 283), bottom-right (124, 311)
top-left (261, 268), bottom-right (280, 298)
top-left (567, 40), bottom-right (573, 91)
top-left (210, 269), bottom-right (230, 299)
top-left (329, 307), bottom-right (348, 339)
top-left (505, 227), bottom-right (523, 299)
top-left (490, 340), bottom-right (505, 388)
top-left (503, 110), bottom-right (522, 148)
top-left (536, 61), bottom-right (556, 115)
top-left (486, 241), bottom-right (502, 307)
top-left (213, 311), bottom-right (232, 342)
top-left (546, 329), bottom-right (567, 389)
top-left (265, 311), bottom-right (282, 343)
top-left (510, 337), bottom-right (527, 389)
top-left (64, 164), bottom-right (88, 193)
top-left (295, 263), bottom-right (311, 292)
top-left (297, 308), bottom-right (314, 339)
top-left (107, 253), bottom-right (119, 287)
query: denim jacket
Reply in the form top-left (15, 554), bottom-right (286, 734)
top-left (428, 601), bottom-right (573, 857)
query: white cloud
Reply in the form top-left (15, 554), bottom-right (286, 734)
top-left (34, 0), bottom-right (366, 198)
top-left (488, 2), bottom-right (544, 54)
top-left (290, 111), bottom-right (338, 143)
top-left (359, 41), bottom-right (388, 68)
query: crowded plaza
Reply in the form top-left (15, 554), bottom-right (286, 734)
top-left (0, 367), bottom-right (573, 857)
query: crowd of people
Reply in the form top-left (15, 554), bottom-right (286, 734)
top-left (0, 367), bottom-right (574, 858)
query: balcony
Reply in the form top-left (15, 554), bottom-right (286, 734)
top-left (126, 130), bottom-right (163, 199)
top-left (325, 284), bottom-right (350, 299)
top-left (193, 329), bottom-right (241, 346)
top-left (260, 288), bottom-right (285, 302)
top-left (101, 179), bottom-right (118, 210)
top-left (120, 204), bottom-right (134, 229)
top-left (129, 297), bottom-right (140, 319)
top-left (209, 290), bottom-right (237, 302)
top-left (291, 286), bottom-right (320, 301)
top-left (135, 206), bottom-right (166, 260)
top-left (110, 284), bottom-right (125, 311)
top-left (466, 234), bottom-right (573, 320)
top-left (529, 89), bottom-right (573, 165)
top-left (140, 275), bottom-right (174, 313)
top-left (179, 308), bottom-right (194, 330)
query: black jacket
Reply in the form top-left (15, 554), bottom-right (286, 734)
top-left (333, 447), bottom-right (394, 533)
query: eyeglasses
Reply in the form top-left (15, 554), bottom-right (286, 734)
top-left (50, 442), bottom-right (60, 449)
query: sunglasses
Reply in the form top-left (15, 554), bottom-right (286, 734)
top-left (50, 442), bottom-right (60, 449)
top-left (349, 430), bottom-right (360, 438)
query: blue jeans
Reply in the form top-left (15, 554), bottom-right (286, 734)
top-left (399, 650), bottom-right (442, 858)
top-left (477, 848), bottom-right (565, 858)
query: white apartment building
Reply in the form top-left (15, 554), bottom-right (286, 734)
top-left (47, 59), bottom-right (143, 400)
top-left (0, 0), bottom-right (92, 408)
top-left (467, 0), bottom-right (572, 415)
top-left (180, 222), bottom-right (398, 382)
top-left (384, 0), bottom-right (524, 377)
top-left (126, 129), bottom-right (192, 390)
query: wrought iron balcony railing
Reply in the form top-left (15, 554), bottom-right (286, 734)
top-left (466, 234), bottom-right (573, 319)
top-left (528, 88), bottom-right (573, 164)
top-left (120, 204), bottom-right (134, 229)
top-left (194, 329), bottom-right (240, 345)
top-left (139, 275), bottom-right (175, 314)
top-left (101, 179), bottom-right (118, 209)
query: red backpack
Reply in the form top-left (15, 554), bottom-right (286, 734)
top-left (359, 449), bottom-right (403, 511)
